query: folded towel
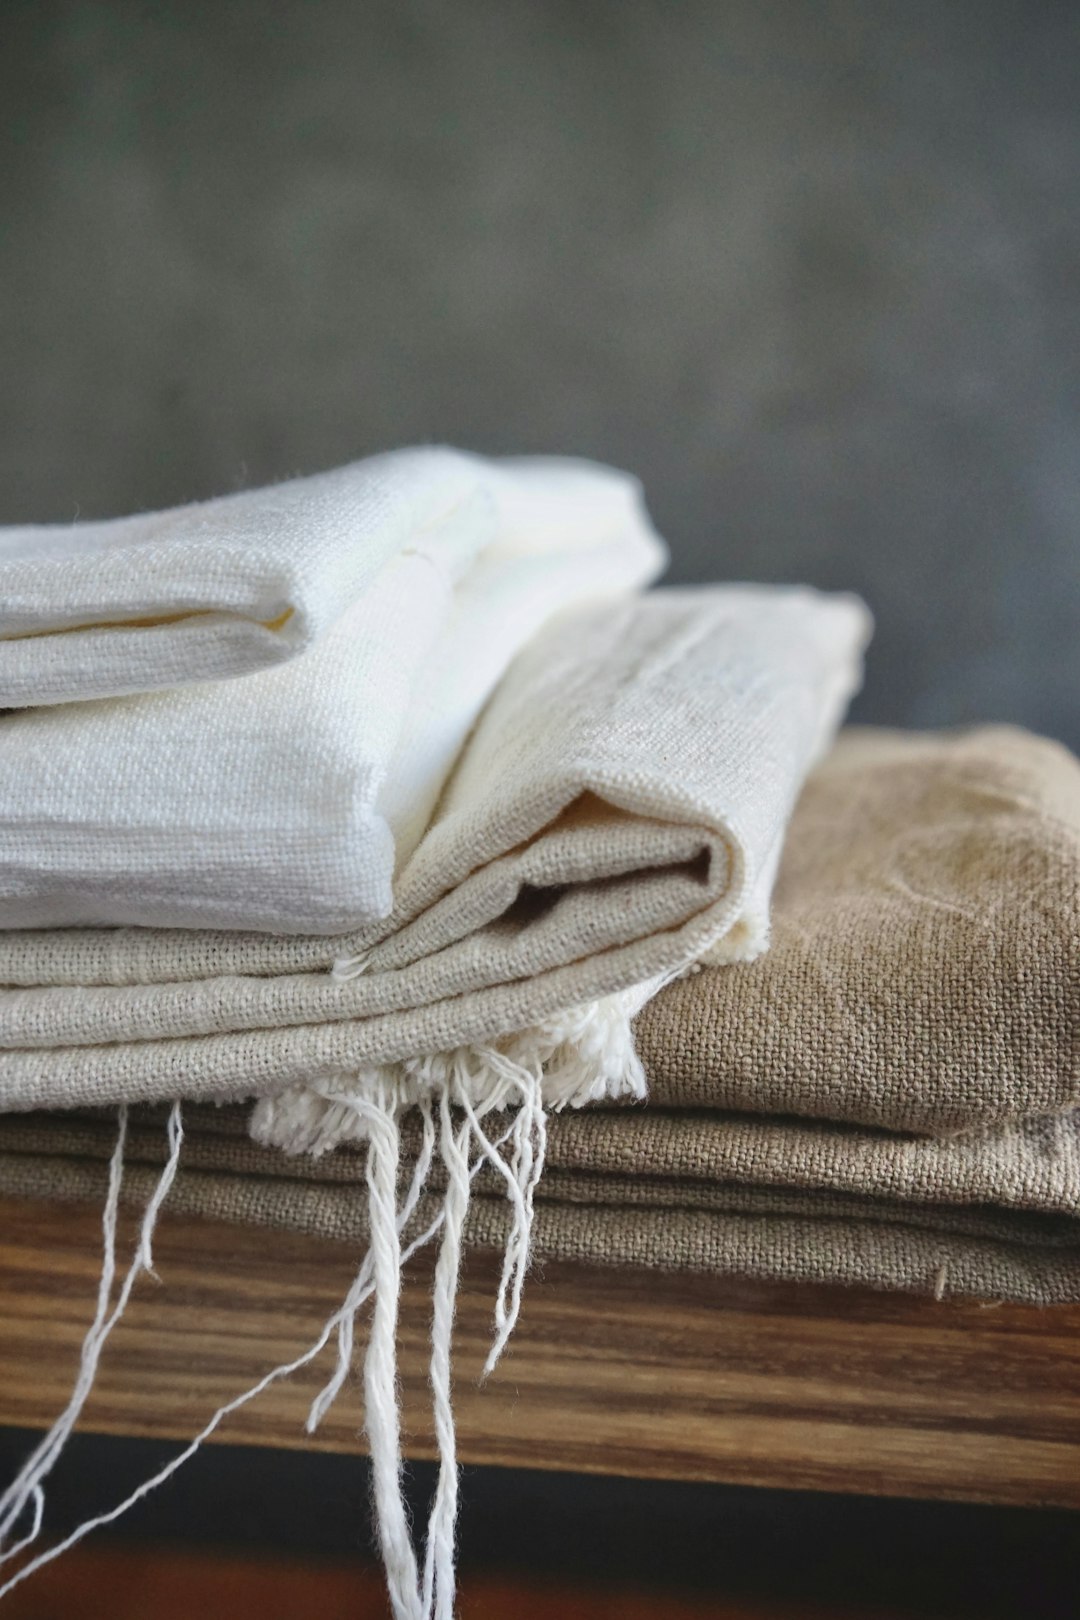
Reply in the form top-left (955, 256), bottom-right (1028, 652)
top-left (0, 586), bottom-right (869, 1120)
top-left (0, 449), bottom-right (659, 707)
top-left (0, 452), bottom-right (665, 932)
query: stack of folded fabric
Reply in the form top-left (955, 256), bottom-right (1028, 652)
top-left (6, 451), bottom-right (1078, 1612)
top-left (7, 725), bottom-right (1078, 1310)
top-left (0, 448), bottom-right (871, 1616)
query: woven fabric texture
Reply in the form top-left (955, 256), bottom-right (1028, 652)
top-left (0, 452), bottom-right (666, 931)
top-left (0, 589), bottom-right (869, 1113)
top-left (2, 722), bottom-right (1078, 1304)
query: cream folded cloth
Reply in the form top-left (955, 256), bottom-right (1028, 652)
top-left (0, 448), bottom-right (659, 706)
top-left (0, 586), bottom-right (870, 1125)
top-left (0, 452), bottom-right (664, 932)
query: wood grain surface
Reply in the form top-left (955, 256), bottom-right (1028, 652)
top-left (2, 1194), bottom-right (1080, 1510)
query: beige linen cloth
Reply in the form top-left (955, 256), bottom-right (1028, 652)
top-left (0, 586), bottom-right (869, 1128)
top-left (2, 723), bottom-right (1077, 1306)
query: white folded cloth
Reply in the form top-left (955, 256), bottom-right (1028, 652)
top-left (0, 452), bottom-right (664, 932)
top-left (0, 447), bottom-right (658, 707)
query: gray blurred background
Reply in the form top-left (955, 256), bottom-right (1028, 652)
top-left (2, 0), bottom-right (1078, 743)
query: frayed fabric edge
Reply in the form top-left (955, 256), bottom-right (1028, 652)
top-left (248, 978), bottom-right (659, 1157)
top-left (247, 979), bottom-right (662, 1619)
top-left (0, 979), bottom-right (662, 1620)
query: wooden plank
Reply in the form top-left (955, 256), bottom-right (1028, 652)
top-left (1, 1195), bottom-right (1080, 1510)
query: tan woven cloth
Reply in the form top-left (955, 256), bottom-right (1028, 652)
top-left (636, 724), bottom-right (1080, 1137)
top-left (1, 1102), bottom-right (1078, 1304)
top-left (2, 722), bottom-right (1077, 1304)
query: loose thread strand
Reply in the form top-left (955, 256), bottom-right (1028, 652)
top-left (0, 1156), bottom-right (497, 1607)
top-left (306, 1090), bottom-right (437, 1436)
top-left (357, 1087), bottom-right (423, 1620)
top-left (0, 1106), bottom-right (128, 1556)
top-left (0, 1104), bottom-right (186, 1564)
top-left (421, 1079), bottom-right (472, 1620)
top-left (0, 1087), bottom-right (534, 1620)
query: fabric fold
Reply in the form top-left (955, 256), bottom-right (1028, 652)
top-left (0, 587), bottom-right (870, 1120)
top-left (0, 449), bottom-right (659, 706)
top-left (0, 452), bottom-right (665, 933)
top-left (3, 721), bottom-right (1076, 1306)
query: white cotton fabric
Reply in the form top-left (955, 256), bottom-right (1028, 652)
top-left (0, 587), bottom-right (871, 1117)
top-left (0, 454), bottom-right (664, 933)
top-left (0, 447), bottom-right (661, 708)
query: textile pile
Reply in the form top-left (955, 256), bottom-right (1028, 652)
top-left (0, 449), bottom-right (1075, 1616)
top-left (8, 724), bottom-right (1078, 1308)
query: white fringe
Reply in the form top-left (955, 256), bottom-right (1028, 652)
top-left (250, 978), bottom-right (660, 1160)
top-left (1, 985), bottom-right (655, 1617)
top-left (0, 1100), bottom-right (183, 1568)
top-left (0, 1104), bottom-right (521, 1608)
top-left (304, 1089), bottom-right (437, 1438)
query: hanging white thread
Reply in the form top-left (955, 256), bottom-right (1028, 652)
top-left (355, 1081), bottom-right (423, 1620)
top-left (137, 1101), bottom-right (185, 1276)
top-left (0, 1107), bottom-right (126, 1556)
top-left (0, 1075), bottom-right (549, 1620)
top-left (305, 1090), bottom-right (437, 1437)
top-left (453, 1054), bottom-right (544, 1375)
top-left (0, 1487), bottom-right (43, 1567)
top-left (485, 1054), bottom-right (546, 1377)
top-left (421, 1080), bottom-right (473, 1620)
top-left (297, 1066), bottom-right (540, 1620)
top-left (0, 1101), bottom-right (184, 1564)
top-left (0, 1128), bottom-right (511, 1607)
top-left (0, 1285), bottom-right (366, 1604)
top-left (303, 1075), bottom-right (529, 1620)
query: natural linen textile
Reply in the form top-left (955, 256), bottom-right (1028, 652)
top-left (4, 1104), bottom-right (1079, 1305)
top-left (636, 723), bottom-right (1080, 1139)
top-left (2, 723), bottom-right (1076, 1306)
top-left (0, 586), bottom-right (870, 1124)
top-left (0, 451), bottom-right (665, 932)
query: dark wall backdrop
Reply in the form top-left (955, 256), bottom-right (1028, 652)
top-left (2, 0), bottom-right (1078, 743)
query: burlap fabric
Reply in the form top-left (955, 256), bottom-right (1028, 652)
top-left (636, 724), bottom-right (1080, 1137)
top-left (1, 1102), bottom-right (1078, 1305)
